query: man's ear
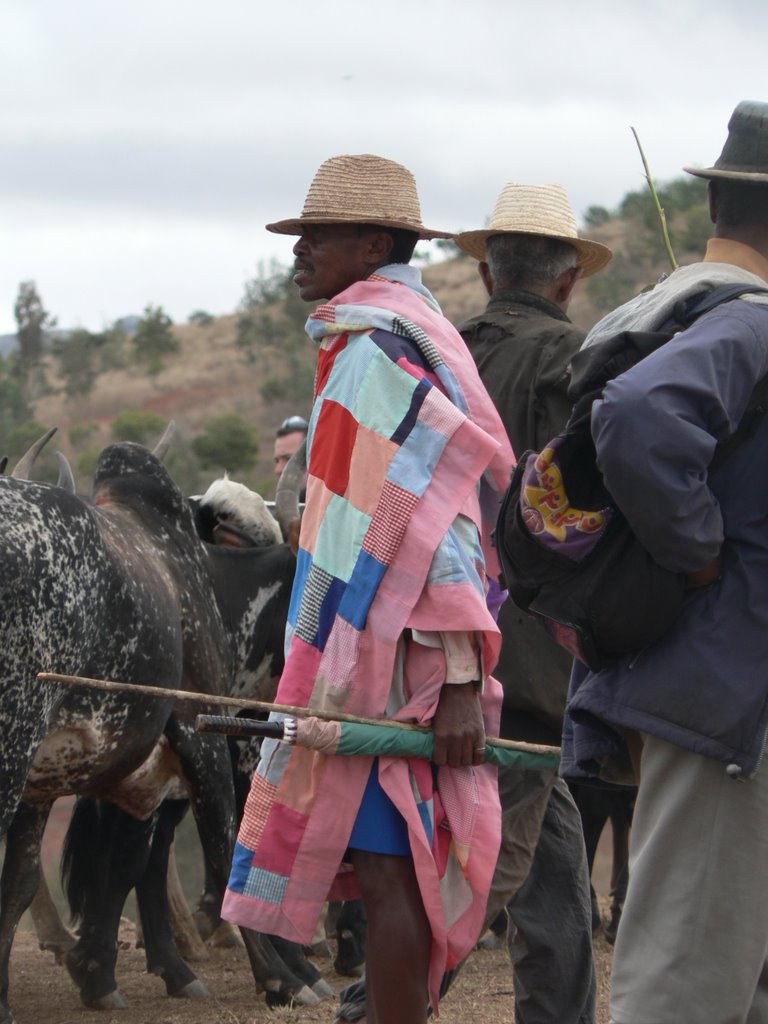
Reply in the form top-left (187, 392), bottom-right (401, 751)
top-left (708, 180), bottom-right (718, 225)
top-left (479, 261), bottom-right (494, 297)
top-left (554, 265), bottom-right (581, 307)
top-left (363, 230), bottom-right (395, 267)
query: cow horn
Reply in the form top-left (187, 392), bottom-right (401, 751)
top-left (11, 426), bottom-right (58, 479)
top-left (152, 420), bottom-right (175, 460)
top-left (55, 451), bottom-right (77, 493)
top-left (274, 438), bottom-right (306, 539)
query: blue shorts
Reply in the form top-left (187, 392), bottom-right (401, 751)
top-left (347, 759), bottom-right (411, 856)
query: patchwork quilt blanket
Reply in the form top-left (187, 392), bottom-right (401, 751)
top-left (222, 266), bottom-right (514, 1005)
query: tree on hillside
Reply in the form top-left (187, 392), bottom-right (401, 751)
top-left (192, 413), bottom-right (259, 473)
top-left (0, 362), bottom-right (32, 452)
top-left (583, 205), bottom-right (612, 228)
top-left (132, 304), bottom-right (178, 376)
top-left (13, 280), bottom-right (55, 399)
top-left (585, 175), bottom-right (711, 316)
top-left (188, 310), bottom-right (214, 327)
top-left (97, 320), bottom-right (130, 371)
top-left (111, 409), bottom-right (167, 445)
top-left (235, 262), bottom-right (315, 408)
top-left (53, 328), bottom-right (99, 399)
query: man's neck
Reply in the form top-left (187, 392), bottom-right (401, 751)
top-left (704, 237), bottom-right (768, 283)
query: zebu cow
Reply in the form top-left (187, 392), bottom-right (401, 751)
top-left (52, 469), bottom-right (334, 1004)
top-left (0, 441), bottom-right (317, 1024)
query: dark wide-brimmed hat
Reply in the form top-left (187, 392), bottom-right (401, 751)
top-left (684, 100), bottom-right (768, 183)
top-left (266, 154), bottom-right (451, 240)
top-left (454, 183), bottom-right (612, 278)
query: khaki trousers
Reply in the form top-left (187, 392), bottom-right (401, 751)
top-left (610, 734), bottom-right (768, 1024)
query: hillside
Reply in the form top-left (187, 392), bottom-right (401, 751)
top-left (17, 188), bottom-right (705, 497)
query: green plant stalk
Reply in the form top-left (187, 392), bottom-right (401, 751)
top-left (631, 127), bottom-right (678, 271)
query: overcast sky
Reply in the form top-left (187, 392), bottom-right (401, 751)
top-left (1, 0), bottom-right (766, 335)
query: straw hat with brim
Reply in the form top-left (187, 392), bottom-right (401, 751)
top-left (454, 183), bottom-right (612, 278)
top-left (684, 100), bottom-right (768, 183)
top-left (266, 154), bottom-right (452, 240)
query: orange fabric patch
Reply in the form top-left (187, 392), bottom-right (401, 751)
top-left (346, 426), bottom-right (398, 515)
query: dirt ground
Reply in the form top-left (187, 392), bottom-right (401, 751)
top-left (5, 800), bottom-right (617, 1023)
top-left (8, 910), bottom-right (614, 1024)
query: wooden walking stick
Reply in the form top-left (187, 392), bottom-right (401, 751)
top-left (37, 671), bottom-right (561, 758)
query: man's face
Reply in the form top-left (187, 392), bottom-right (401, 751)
top-left (273, 430), bottom-right (306, 477)
top-left (292, 224), bottom-right (378, 302)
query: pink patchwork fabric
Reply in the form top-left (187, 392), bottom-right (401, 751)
top-left (237, 773), bottom-right (277, 851)
top-left (362, 480), bottom-right (420, 565)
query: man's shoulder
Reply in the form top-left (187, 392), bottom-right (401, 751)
top-left (458, 306), bottom-right (584, 355)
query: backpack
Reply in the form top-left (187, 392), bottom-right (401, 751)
top-left (495, 284), bottom-right (768, 672)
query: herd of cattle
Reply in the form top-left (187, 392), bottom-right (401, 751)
top-left (0, 425), bottom-right (356, 1024)
top-left (0, 426), bottom-right (630, 1024)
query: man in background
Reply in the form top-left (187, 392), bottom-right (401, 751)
top-left (273, 414), bottom-right (308, 479)
top-left (454, 183), bottom-right (612, 1024)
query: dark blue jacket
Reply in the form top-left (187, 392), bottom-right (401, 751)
top-left (562, 293), bottom-right (768, 781)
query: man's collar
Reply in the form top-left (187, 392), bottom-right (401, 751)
top-left (704, 238), bottom-right (768, 283)
top-left (486, 289), bottom-right (571, 322)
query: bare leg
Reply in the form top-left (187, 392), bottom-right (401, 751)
top-left (350, 851), bottom-right (430, 1024)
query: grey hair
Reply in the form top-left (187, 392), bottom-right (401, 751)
top-left (485, 233), bottom-right (578, 291)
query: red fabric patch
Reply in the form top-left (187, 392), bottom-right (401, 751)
top-left (314, 334), bottom-right (348, 397)
top-left (309, 399), bottom-right (359, 496)
top-left (253, 802), bottom-right (308, 875)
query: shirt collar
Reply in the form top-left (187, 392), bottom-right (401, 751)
top-left (486, 289), bottom-right (571, 323)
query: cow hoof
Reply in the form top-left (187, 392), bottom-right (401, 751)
top-left (39, 938), bottom-right (76, 965)
top-left (265, 985), bottom-right (321, 1008)
top-left (335, 960), bottom-right (364, 978)
top-left (312, 978), bottom-right (334, 999)
top-left (208, 922), bottom-right (243, 949)
top-left (84, 990), bottom-right (128, 1011)
top-left (172, 979), bottom-right (210, 1000)
top-left (0, 1001), bottom-right (17, 1024)
top-left (308, 939), bottom-right (333, 958)
top-left (476, 932), bottom-right (503, 951)
top-left (293, 985), bottom-right (321, 1006)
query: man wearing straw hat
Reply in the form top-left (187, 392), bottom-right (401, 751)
top-left (562, 101), bottom-right (768, 1023)
top-left (221, 154), bottom-right (514, 1023)
top-left (454, 184), bottom-right (612, 1024)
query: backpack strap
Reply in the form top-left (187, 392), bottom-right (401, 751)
top-left (673, 284), bottom-right (768, 327)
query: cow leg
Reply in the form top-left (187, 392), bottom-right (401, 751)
top-left (134, 800), bottom-right (209, 998)
top-left (333, 899), bottom-right (367, 977)
top-left (267, 934), bottom-right (333, 998)
top-left (62, 798), bottom-right (201, 1007)
top-left (29, 875), bottom-right (76, 963)
top-left (165, 845), bottom-right (210, 961)
top-left (193, 853), bottom-right (225, 941)
top-left (62, 799), bottom-right (139, 1008)
top-left (172, 726), bottom-right (320, 1006)
top-left (0, 801), bottom-right (50, 1024)
top-left (568, 782), bottom-right (612, 931)
top-left (605, 791), bottom-right (635, 944)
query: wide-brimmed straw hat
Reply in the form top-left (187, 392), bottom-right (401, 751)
top-left (454, 183), bottom-right (612, 278)
top-left (684, 100), bottom-right (768, 183)
top-left (266, 154), bottom-right (451, 240)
